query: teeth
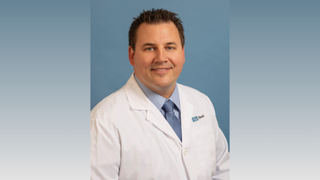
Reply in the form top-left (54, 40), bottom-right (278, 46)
top-left (152, 68), bottom-right (171, 72)
top-left (154, 68), bottom-right (168, 71)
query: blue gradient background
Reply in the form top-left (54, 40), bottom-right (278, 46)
top-left (1, 0), bottom-right (320, 179)
top-left (231, 0), bottom-right (320, 179)
top-left (0, 0), bottom-right (89, 179)
top-left (91, 0), bottom-right (230, 145)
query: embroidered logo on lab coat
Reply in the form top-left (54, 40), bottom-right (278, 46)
top-left (192, 116), bottom-right (199, 122)
top-left (192, 115), bottom-right (205, 122)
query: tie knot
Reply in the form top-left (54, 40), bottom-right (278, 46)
top-left (162, 100), bottom-right (175, 113)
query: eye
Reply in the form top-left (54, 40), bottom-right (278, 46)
top-left (145, 47), bottom-right (154, 51)
top-left (166, 46), bottom-right (175, 50)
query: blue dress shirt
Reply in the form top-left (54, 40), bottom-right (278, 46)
top-left (134, 74), bottom-right (181, 123)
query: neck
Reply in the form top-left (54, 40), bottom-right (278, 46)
top-left (156, 86), bottom-right (175, 99)
top-left (134, 74), bottom-right (177, 99)
top-left (145, 82), bottom-right (176, 99)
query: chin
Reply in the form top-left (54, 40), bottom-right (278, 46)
top-left (153, 81), bottom-right (175, 89)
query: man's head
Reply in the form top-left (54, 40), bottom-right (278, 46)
top-left (129, 8), bottom-right (185, 51)
top-left (128, 9), bottom-right (185, 98)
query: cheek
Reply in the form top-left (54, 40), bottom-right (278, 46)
top-left (134, 60), bottom-right (150, 75)
top-left (137, 61), bottom-right (150, 71)
top-left (172, 55), bottom-right (185, 68)
top-left (135, 54), bottom-right (152, 68)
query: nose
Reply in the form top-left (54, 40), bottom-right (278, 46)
top-left (155, 48), bottom-right (168, 62)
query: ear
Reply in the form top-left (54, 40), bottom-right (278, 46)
top-left (128, 46), bottom-right (135, 66)
top-left (182, 46), bottom-right (186, 63)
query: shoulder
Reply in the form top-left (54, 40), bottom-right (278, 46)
top-left (177, 83), bottom-right (210, 100)
top-left (178, 83), bottom-right (215, 112)
top-left (91, 85), bottom-right (129, 119)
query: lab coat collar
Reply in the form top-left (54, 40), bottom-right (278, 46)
top-left (125, 73), bottom-right (194, 146)
top-left (125, 74), bottom-right (149, 110)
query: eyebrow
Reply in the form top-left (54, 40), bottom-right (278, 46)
top-left (141, 42), bottom-right (178, 48)
top-left (142, 43), bottom-right (156, 47)
top-left (166, 42), bottom-right (177, 46)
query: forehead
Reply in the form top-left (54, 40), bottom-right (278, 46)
top-left (136, 22), bottom-right (180, 45)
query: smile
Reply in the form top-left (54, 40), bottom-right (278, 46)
top-left (153, 68), bottom-right (170, 71)
top-left (151, 67), bottom-right (172, 74)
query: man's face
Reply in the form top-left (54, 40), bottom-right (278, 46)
top-left (129, 22), bottom-right (185, 98)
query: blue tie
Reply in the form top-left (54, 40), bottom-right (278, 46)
top-left (162, 100), bottom-right (182, 141)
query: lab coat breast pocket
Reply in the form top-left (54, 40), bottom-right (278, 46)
top-left (192, 124), bottom-right (216, 171)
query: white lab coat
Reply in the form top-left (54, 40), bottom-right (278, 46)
top-left (91, 74), bottom-right (229, 180)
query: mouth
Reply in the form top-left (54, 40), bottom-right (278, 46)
top-left (152, 68), bottom-right (171, 71)
top-left (151, 67), bottom-right (172, 73)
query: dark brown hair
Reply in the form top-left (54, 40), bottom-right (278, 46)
top-left (129, 8), bottom-right (185, 51)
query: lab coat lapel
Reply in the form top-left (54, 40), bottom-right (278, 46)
top-left (146, 104), bottom-right (182, 144)
top-left (179, 85), bottom-right (203, 180)
top-left (178, 85), bottom-right (194, 147)
top-left (125, 74), bottom-right (182, 144)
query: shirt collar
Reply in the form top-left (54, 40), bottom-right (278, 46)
top-left (134, 74), bottom-right (180, 111)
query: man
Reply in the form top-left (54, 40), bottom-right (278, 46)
top-left (91, 9), bottom-right (229, 180)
